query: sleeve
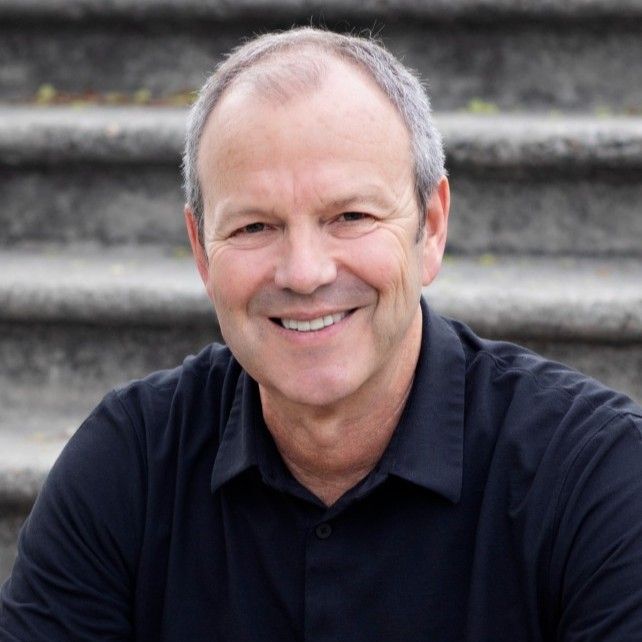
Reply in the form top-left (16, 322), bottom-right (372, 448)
top-left (0, 391), bottom-right (146, 641)
top-left (550, 412), bottom-right (642, 642)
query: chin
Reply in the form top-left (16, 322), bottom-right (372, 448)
top-left (266, 374), bottom-right (360, 409)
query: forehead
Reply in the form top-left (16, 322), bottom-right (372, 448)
top-left (197, 57), bottom-right (413, 206)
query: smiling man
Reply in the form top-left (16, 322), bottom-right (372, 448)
top-left (186, 49), bottom-right (449, 507)
top-left (2, 28), bottom-right (642, 642)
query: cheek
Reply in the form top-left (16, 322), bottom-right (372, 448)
top-left (208, 248), bottom-right (275, 312)
top-left (346, 233), bottom-right (420, 292)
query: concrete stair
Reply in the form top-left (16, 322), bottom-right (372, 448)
top-left (1, 0), bottom-right (641, 582)
top-left (2, 1), bottom-right (642, 112)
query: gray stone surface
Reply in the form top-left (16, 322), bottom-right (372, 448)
top-left (1, 19), bottom-right (642, 112)
top-left (0, 246), bottom-right (211, 323)
top-left (1, 166), bottom-right (185, 245)
top-left (441, 114), bottom-right (642, 170)
top-left (430, 256), bottom-right (642, 342)
top-left (0, 107), bottom-right (184, 164)
top-left (2, 0), bottom-right (642, 22)
top-left (2, 109), bottom-right (642, 255)
top-left (447, 172), bottom-right (642, 256)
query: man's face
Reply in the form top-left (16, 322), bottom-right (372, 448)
top-left (188, 59), bottom-right (448, 410)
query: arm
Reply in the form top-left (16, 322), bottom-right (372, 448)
top-left (551, 413), bottom-right (642, 641)
top-left (0, 392), bottom-right (146, 640)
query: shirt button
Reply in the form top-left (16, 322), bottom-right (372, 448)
top-left (315, 523), bottom-right (332, 539)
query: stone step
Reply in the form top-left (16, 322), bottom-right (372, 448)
top-left (1, 244), bottom-right (641, 582)
top-left (2, 107), bottom-right (642, 256)
top-left (1, 1), bottom-right (641, 111)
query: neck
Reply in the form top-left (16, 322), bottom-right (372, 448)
top-left (260, 312), bottom-right (422, 506)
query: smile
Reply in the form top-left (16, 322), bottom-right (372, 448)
top-left (279, 311), bottom-right (348, 332)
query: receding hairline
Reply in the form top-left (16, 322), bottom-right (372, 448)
top-left (220, 45), bottom-right (333, 105)
top-left (205, 46), bottom-right (402, 124)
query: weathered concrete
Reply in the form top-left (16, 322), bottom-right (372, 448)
top-left (3, 0), bottom-right (642, 22)
top-left (1, 19), bottom-right (642, 111)
top-left (0, 245), bottom-right (211, 324)
top-left (0, 107), bottom-right (184, 164)
top-left (2, 109), bottom-right (642, 255)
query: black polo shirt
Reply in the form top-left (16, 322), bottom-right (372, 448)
top-left (2, 302), bottom-right (642, 641)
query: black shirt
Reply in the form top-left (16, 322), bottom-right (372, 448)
top-left (2, 302), bottom-right (642, 641)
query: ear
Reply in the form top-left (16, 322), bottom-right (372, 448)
top-left (184, 205), bottom-right (210, 288)
top-left (421, 176), bottom-right (450, 286)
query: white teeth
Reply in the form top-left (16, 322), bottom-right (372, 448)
top-left (280, 311), bottom-right (348, 332)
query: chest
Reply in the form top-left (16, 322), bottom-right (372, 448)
top-left (133, 475), bottom-right (548, 642)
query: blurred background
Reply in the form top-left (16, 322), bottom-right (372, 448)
top-left (1, 0), bottom-right (641, 580)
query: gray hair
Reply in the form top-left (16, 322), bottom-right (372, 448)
top-left (182, 27), bottom-right (446, 244)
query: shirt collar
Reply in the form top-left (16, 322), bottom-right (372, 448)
top-left (378, 299), bottom-right (465, 504)
top-left (210, 371), bottom-right (262, 493)
top-left (211, 298), bottom-right (466, 504)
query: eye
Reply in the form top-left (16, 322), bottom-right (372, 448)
top-left (234, 222), bottom-right (268, 235)
top-left (331, 211), bottom-right (377, 238)
top-left (339, 212), bottom-right (368, 222)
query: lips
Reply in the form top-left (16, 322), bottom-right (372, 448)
top-left (280, 311), bottom-right (347, 332)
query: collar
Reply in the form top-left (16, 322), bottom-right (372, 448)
top-left (377, 299), bottom-right (465, 503)
top-left (211, 298), bottom-right (466, 504)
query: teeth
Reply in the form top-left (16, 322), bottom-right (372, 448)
top-left (281, 311), bottom-right (347, 332)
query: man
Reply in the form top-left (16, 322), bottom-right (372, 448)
top-left (1, 27), bottom-right (642, 641)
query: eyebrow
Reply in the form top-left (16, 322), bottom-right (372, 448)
top-left (214, 206), bottom-right (277, 226)
top-left (322, 192), bottom-right (393, 212)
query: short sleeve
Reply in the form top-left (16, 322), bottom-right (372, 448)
top-left (551, 413), bottom-right (642, 641)
top-left (0, 391), bottom-right (146, 641)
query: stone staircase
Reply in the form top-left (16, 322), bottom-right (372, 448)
top-left (1, 0), bottom-right (641, 581)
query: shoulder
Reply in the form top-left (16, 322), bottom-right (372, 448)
top-left (445, 315), bottom-right (642, 509)
top-left (448, 316), bottom-right (641, 428)
top-left (49, 341), bottom-right (243, 509)
top-left (102, 342), bottom-right (242, 445)
top-left (439, 317), bottom-right (642, 638)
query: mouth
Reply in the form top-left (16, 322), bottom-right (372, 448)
top-left (271, 310), bottom-right (352, 332)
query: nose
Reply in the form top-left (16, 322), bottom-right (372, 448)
top-left (274, 225), bottom-right (337, 294)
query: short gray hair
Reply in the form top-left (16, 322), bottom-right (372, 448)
top-left (182, 27), bottom-right (445, 243)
